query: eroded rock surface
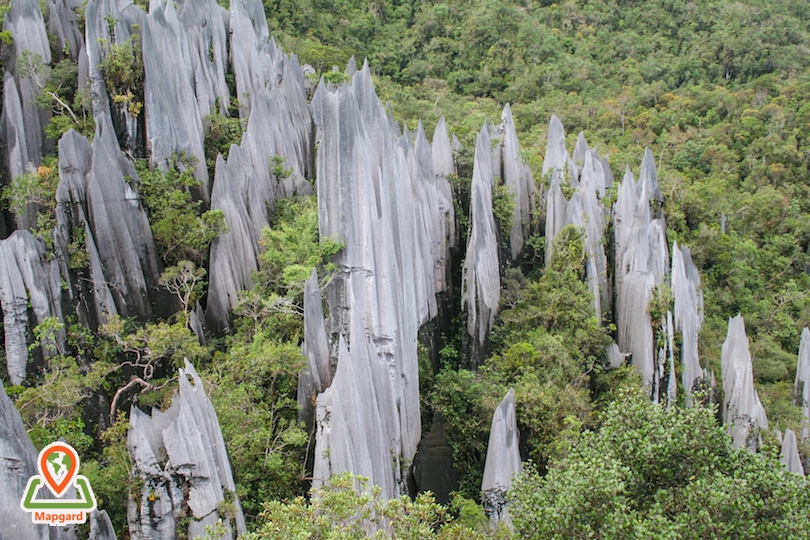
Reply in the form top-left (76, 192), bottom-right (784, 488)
top-left (0, 230), bottom-right (64, 384)
top-left (127, 361), bottom-right (246, 539)
top-left (497, 104), bottom-right (535, 260)
top-left (55, 116), bottom-right (166, 324)
top-left (796, 328), bottom-right (810, 440)
top-left (0, 379), bottom-right (49, 540)
top-left (780, 428), bottom-right (805, 476)
top-left (310, 62), bottom-right (454, 497)
top-left (2, 0), bottom-right (52, 196)
top-left (721, 315), bottom-right (768, 450)
top-left (462, 125), bottom-right (500, 349)
top-left (672, 242), bottom-right (704, 403)
top-left (481, 388), bottom-right (522, 524)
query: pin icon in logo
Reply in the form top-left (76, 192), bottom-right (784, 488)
top-left (39, 442), bottom-right (79, 497)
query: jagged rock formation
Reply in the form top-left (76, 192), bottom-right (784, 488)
top-left (313, 304), bottom-right (402, 497)
top-left (142, 0), bottom-right (213, 199)
top-left (496, 104), bottom-right (535, 261)
top-left (462, 124), bottom-right (500, 349)
top-left (0, 230), bottom-right (64, 384)
top-left (2, 0), bottom-right (52, 176)
top-left (415, 120), bottom-right (455, 298)
top-left (796, 328), bottom-right (810, 440)
top-left (127, 360), bottom-right (246, 539)
top-left (541, 119), bottom-right (609, 319)
top-left (481, 389), bottom-right (522, 523)
top-left (55, 115), bottom-right (166, 324)
top-left (297, 269), bottom-right (332, 423)
top-left (206, 1), bottom-right (315, 329)
top-left (0, 379), bottom-right (49, 540)
top-left (614, 151), bottom-right (668, 293)
top-left (721, 315), bottom-right (768, 450)
top-left (672, 242), bottom-right (704, 403)
top-left (84, 0), bottom-right (145, 151)
top-left (205, 149), bottom-right (262, 328)
top-left (47, 0), bottom-right (84, 63)
top-left (780, 428), bottom-right (805, 476)
top-left (618, 271), bottom-right (656, 387)
top-left (230, 0), bottom-right (314, 195)
top-left (542, 115), bottom-right (574, 262)
top-left (89, 510), bottom-right (118, 540)
top-left (430, 116), bottom-right (457, 290)
top-left (613, 151), bottom-right (669, 397)
top-left (309, 61), bottom-right (454, 497)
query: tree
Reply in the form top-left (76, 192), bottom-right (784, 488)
top-left (243, 473), bottom-right (488, 540)
top-left (136, 159), bottom-right (227, 266)
top-left (510, 388), bottom-right (810, 539)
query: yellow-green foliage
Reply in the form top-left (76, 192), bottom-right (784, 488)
top-left (244, 473), bottom-right (489, 540)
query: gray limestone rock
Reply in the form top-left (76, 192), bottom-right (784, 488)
top-left (0, 230), bottom-right (65, 384)
top-left (81, 114), bottom-right (163, 320)
top-left (415, 121), bottom-right (454, 301)
top-left (542, 114), bottom-right (569, 184)
top-left (432, 116), bottom-right (455, 177)
top-left (672, 242), bottom-right (704, 404)
top-left (205, 29), bottom-right (315, 329)
top-left (614, 159), bottom-right (669, 302)
top-left (313, 304), bottom-right (402, 498)
top-left (143, 0), bottom-right (209, 199)
top-left (83, 0), bottom-right (144, 151)
top-left (640, 147), bottom-right (663, 204)
top-left (569, 150), bottom-right (609, 319)
top-left (298, 269), bottom-right (332, 423)
top-left (618, 271), bottom-right (655, 389)
top-left (2, 0), bottom-right (52, 182)
top-left (542, 115), bottom-right (572, 264)
top-left (780, 428), bottom-right (805, 476)
top-left (89, 510), bottom-right (118, 540)
top-left (721, 314), bottom-right (768, 450)
top-left (177, 0), bottom-right (230, 117)
top-left (573, 131), bottom-right (589, 172)
top-left (310, 62), bottom-right (452, 496)
top-left (607, 342), bottom-right (627, 369)
top-left (462, 125), bottom-right (500, 346)
top-left (430, 116), bottom-right (457, 275)
top-left (542, 122), bottom-right (613, 320)
top-left (613, 152), bottom-right (671, 396)
top-left (3, 70), bottom-right (29, 183)
top-left (127, 360), bottom-right (246, 539)
top-left (0, 379), bottom-right (49, 540)
top-left (205, 149), bottom-right (261, 329)
top-left (498, 104), bottom-right (535, 260)
top-left (55, 128), bottom-right (119, 329)
top-left (481, 388), bottom-right (522, 524)
top-left (796, 327), bottom-right (810, 440)
top-left (613, 166), bottom-right (639, 298)
top-left (47, 0), bottom-right (84, 62)
top-left (230, 0), bottom-right (314, 192)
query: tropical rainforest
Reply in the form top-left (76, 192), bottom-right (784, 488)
top-left (1, 0), bottom-right (810, 539)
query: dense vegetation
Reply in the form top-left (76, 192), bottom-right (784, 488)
top-left (2, 0), bottom-right (810, 538)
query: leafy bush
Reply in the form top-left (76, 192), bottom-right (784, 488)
top-left (136, 160), bottom-right (227, 266)
top-left (203, 113), bottom-right (244, 176)
top-left (510, 388), bottom-right (810, 539)
top-left (207, 332), bottom-right (307, 520)
top-left (243, 473), bottom-right (488, 540)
